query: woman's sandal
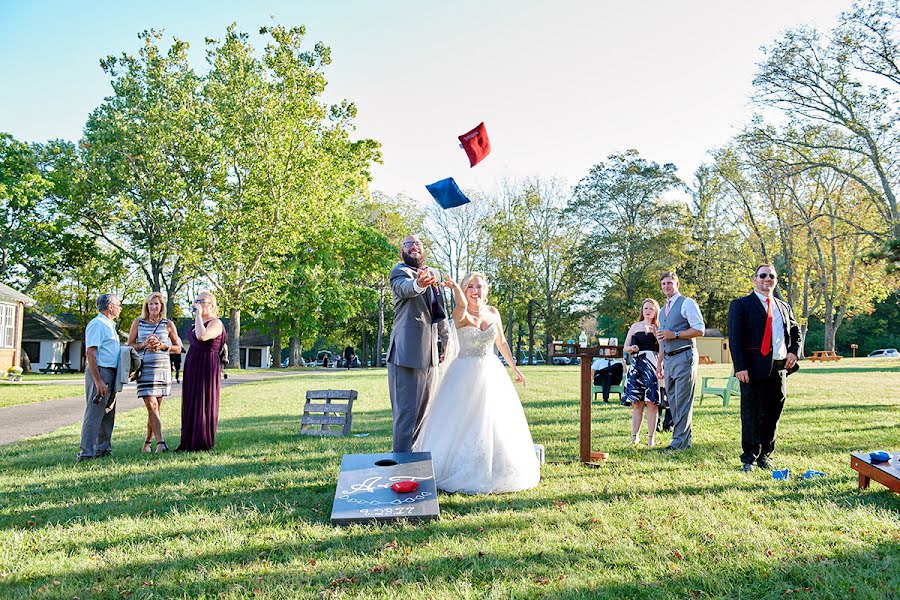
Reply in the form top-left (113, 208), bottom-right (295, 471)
top-left (142, 439), bottom-right (153, 453)
top-left (156, 440), bottom-right (170, 453)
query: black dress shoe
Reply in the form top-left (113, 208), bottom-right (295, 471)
top-left (741, 463), bottom-right (754, 473)
top-left (756, 457), bottom-right (774, 470)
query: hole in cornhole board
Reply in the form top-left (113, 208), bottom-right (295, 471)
top-left (331, 452), bottom-right (440, 525)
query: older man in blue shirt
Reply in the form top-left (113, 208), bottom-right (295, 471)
top-left (78, 293), bottom-right (122, 461)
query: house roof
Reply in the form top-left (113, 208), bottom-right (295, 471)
top-left (0, 282), bottom-right (36, 306)
top-left (22, 310), bottom-right (78, 341)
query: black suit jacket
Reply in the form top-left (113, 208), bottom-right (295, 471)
top-left (728, 292), bottom-right (801, 380)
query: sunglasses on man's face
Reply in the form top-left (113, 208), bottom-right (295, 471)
top-left (757, 273), bottom-right (777, 279)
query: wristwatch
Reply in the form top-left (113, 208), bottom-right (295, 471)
top-left (674, 331), bottom-right (680, 339)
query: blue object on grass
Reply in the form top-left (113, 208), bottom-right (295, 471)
top-left (426, 177), bottom-right (471, 209)
top-left (772, 469), bottom-right (790, 480)
top-left (869, 451), bottom-right (891, 463)
top-left (800, 469), bottom-right (826, 479)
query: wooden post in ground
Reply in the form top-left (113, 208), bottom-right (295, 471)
top-left (548, 341), bottom-right (623, 466)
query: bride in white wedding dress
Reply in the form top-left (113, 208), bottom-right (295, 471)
top-left (413, 272), bottom-right (540, 494)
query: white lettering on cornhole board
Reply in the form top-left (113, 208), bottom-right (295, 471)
top-left (331, 452), bottom-right (440, 525)
top-left (300, 389), bottom-right (356, 436)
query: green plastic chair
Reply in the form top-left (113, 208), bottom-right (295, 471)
top-left (592, 366), bottom-right (627, 403)
top-left (698, 375), bottom-right (740, 407)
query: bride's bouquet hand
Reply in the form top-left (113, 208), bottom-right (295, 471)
top-left (441, 276), bottom-right (460, 290)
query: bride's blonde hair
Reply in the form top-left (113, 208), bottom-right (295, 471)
top-left (460, 271), bottom-right (489, 304)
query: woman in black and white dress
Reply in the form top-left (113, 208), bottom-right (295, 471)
top-left (127, 292), bottom-right (182, 453)
top-left (621, 298), bottom-right (662, 447)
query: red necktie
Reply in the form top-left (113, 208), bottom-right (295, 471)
top-left (760, 297), bottom-right (772, 356)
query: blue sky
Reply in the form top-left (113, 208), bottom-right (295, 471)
top-left (0, 0), bottom-right (854, 205)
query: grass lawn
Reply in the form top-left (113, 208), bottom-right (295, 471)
top-left (0, 384), bottom-right (84, 409)
top-left (10, 373), bottom-right (84, 382)
top-left (0, 359), bottom-right (898, 598)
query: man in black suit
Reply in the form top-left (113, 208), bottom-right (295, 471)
top-left (728, 264), bottom-right (801, 473)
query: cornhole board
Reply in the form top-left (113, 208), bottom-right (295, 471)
top-left (331, 452), bottom-right (440, 525)
top-left (299, 390), bottom-right (355, 436)
top-left (850, 451), bottom-right (900, 492)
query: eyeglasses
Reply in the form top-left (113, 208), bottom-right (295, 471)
top-left (402, 241), bottom-right (423, 249)
top-left (194, 299), bottom-right (210, 304)
top-left (756, 273), bottom-right (777, 279)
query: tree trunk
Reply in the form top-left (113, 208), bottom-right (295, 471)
top-left (227, 308), bottom-right (241, 369)
top-left (272, 325), bottom-right (282, 369)
top-left (289, 329), bottom-right (303, 367)
top-left (376, 285), bottom-right (385, 367)
top-left (517, 324), bottom-right (524, 366)
top-left (822, 296), bottom-right (836, 352)
top-left (505, 290), bottom-right (515, 358)
top-left (527, 301), bottom-right (536, 363)
top-left (360, 324), bottom-right (368, 368)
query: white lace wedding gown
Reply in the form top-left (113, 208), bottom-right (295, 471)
top-left (413, 323), bottom-right (540, 494)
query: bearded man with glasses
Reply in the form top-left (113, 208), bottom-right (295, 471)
top-left (728, 264), bottom-right (801, 473)
top-left (386, 235), bottom-right (450, 452)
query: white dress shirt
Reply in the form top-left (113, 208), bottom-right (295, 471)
top-left (754, 291), bottom-right (787, 360)
top-left (663, 293), bottom-right (706, 332)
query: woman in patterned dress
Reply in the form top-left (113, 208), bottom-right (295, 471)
top-left (127, 292), bottom-right (182, 453)
top-left (621, 298), bottom-right (662, 447)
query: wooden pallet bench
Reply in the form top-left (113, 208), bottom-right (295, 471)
top-left (299, 389), bottom-right (356, 437)
top-left (808, 351), bottom-right (842, 362)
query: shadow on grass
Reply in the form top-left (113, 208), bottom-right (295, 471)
top-left (2, 529), bottom-right (896, 599)
top-left (798, 364), bottom-right (900, 375)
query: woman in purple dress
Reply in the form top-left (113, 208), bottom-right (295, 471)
top-left (177, 291), bottom-right (226, 451)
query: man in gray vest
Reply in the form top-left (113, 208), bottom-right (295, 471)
top-left (386, 235), bottom-right (450, 453)
top-left (655, 271), bottom-right (705, 451)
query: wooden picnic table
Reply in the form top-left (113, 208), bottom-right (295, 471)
top-left (39, 362), bottom-right (79, 374)
top-left (850, 452), bottom-right (900, 492)
top-left (808, 350), bottom-right (842, 362)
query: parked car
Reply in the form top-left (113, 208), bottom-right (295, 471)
top-left (551, 356), bottom-right (570, 365)
top-left (517, 352), bottom-right (546, 365)
top-left (867, 348), bottom-right (899, 358)
top-left (280, 356), bottom-right (306, 367)
top-left (316, 350), bottom-right (334, 367)
top-left (336, 356), bottom-right (361, 368)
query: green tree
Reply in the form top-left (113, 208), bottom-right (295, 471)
top-left (73, 30), bottom-right (210, 316)
top-left (0, 135), bottom-right (78, 292)
top-left (752, 1), bottom-right (900, 243)
top-left (568, 150), bottom-right (684, 326)
top-left (194, 24), bottom-right (380, 366)
top-left (678, 164), bottom-right (749, 330)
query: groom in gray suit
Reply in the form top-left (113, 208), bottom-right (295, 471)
top-left (387, 235), bottom-right (450, 453)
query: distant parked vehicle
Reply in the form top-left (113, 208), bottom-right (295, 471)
top-left (551, 356), bottom-right (570, 365)
top-left (867, 348), bottom-right (899, 358)
top-left (517, 352), bottom-right (546, 365)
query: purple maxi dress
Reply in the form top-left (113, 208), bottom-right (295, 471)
top-left (177, 323), bottom-right (226, 451)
